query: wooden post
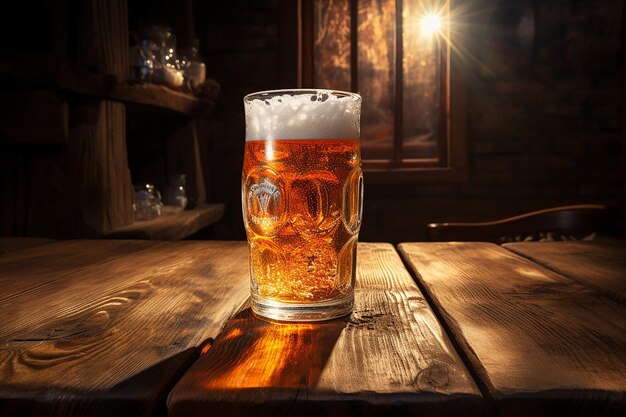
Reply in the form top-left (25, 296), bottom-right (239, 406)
top-left (66, 0), bottom-right (133, 235)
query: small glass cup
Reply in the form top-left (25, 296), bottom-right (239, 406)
top-left (166, 174), bottom-right (188, 210)
top-left (242, 89), bottom-right (363, 321)
top-left (134, 183), bottom-right (163, 220)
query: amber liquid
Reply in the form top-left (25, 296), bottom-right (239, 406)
top-left (243, 139), bottom-right (362, 304)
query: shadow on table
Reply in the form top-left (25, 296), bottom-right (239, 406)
top-left (0, 347), bottom-right (199, 417)
top-left (194, 306), bottom-right (349, 390)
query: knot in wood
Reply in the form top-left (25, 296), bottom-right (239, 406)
top-left (415, 363), bottom-right (450, 391)
top-left (347, 309), bottom-right (400, 331)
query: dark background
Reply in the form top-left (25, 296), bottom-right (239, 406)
top-left (198, 0), bottom-right (625, 242)
top-left (1, 0), bottom-right (624, 243)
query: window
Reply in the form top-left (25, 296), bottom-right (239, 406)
top-left (300, 0), bottom-right (466, 180)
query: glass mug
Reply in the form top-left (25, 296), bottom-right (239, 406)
top-left (242, 89), bottom-right (363, 321)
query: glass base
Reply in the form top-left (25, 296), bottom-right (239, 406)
top-left (251, 293), bottom-right (354, 322)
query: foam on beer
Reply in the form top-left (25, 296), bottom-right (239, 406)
top-left (245, 90), bottom-right (360, 141)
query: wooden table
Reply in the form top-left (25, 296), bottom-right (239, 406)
top-left (503, 240), bottom-right (626, 303)
top-left (1, 239), bottom-right (624, 416)
top-left (0, 240), bottom-right (250, 417)
top-left (398, 242), bottom-right (626, 417)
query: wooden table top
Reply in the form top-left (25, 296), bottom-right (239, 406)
top-left (398, 242), bottom-right (626, 417)
top-left (0, 240), bottom-right (250, 417)
top-left (503, 240), bottom-right (626, 303)
top-left (1, 239), bottom-right (625, 417)
top-left (167, 243), bottom-right (482, 417)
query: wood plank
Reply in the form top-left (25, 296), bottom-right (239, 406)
top-left (0, 240), bottom-right (159, 306)
top-left (104, 204), bottom-right (224, 240)
top-left (168, 242), bottom-right (483, 417)
top-left (61, 99), bottom-right (134, 236)
top-left (0, 240), bottom-right (250, 417)
top-left (16, 0), bottom-right (134, 238)
top-left (76, 0), bottom-right (128, 80)
top-left (398, 242), bottom-right (626, 417)
top-left (0, 58), bottom-right (217, 117)
top-left (0, 238), bottom-right (55, 254)
top-left (503, 240), bottom-right (626, 304)
top-left (73, 0), bottom-right (131, 231)
top-left (57, 67), bottom-right (217, 116)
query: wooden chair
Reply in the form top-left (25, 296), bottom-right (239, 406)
top-left (427, 204), bottom-right (614, 243)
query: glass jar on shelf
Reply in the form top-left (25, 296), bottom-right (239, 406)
top-left (143, 25), bottom-right (184, 88)
top-left (129, 35), bottom-right (154, 82)
top-left (180, 38), bottom-right (206, 93)
top-left (166, 174), bottom-right (188, 212)
top-left (133, 183), bottom-right (163, 221)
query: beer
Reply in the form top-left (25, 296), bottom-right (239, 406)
top-left (243, 90), bottom-right (362, 321)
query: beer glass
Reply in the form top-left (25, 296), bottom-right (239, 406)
top-left (242, 89), bottom-right (363, 321)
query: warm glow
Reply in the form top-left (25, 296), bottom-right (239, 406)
top-left (420, 12), bottom-right (443, 37)
top-left (201, 320), bottom-right (316, 389)
top-left (200, 341), bottom-right (212, 355)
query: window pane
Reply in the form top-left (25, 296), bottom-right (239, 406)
top-left (358, 0), bottom-right (396, 161)
top-left (314, 0), bottom-right (351, 91)
top-left (402, 0), bottom-right (440, 160)
top-left (312, 0), bottom-right (446, 165)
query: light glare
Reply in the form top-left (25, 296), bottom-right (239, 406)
top-left (420, 13), bottom-right (443, 37)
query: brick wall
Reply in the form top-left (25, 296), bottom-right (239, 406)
top-left (200, 0), bottom-right (625, 242)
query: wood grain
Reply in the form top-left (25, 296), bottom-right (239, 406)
top-left (503, 240), bottom-right (626, 304)
top-left (398, 242), bottom-right (626, 417)
top-left (0, 58), bottom-right (216, 115)
top-left (73, 0), bottom-right (132, 236)
top-left (76, 100), bottom-right (133, 235)
top-left (57, 70), bottom-right (217, 116)
top-left (168, 242), bottom-right (483, 417)
top-left (0, 240), bottom-right (250, 417)
top-left (19, 0), bottom-right (134, 238)
top-left (104, 204), bottom-right (224, 240)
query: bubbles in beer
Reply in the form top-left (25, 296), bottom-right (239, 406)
top-left (290, 241), bottom-right (338, 299)
top-left (250, 236), bottom-right (340, 301)
top-left (250, 239), bottom-right (285, 298)
top-left (244, 139), bottom-right (361, 303)
top-left (290, 170), bottom-right (340, 237)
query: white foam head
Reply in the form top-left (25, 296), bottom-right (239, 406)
top-left (244, 89), bottom-right (361, 141)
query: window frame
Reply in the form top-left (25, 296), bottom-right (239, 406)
top-left (297, 0), bottom-right (467, 183)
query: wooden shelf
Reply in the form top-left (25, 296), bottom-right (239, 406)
top-left (104, 204), bottom-right (224, 240)
top-left (58, 68), bottom-right (218, 116)
top-left (0, 58), bottom-right (218, 116)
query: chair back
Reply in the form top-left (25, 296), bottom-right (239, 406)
top-left (427, 204), bottom-right (612, 243)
